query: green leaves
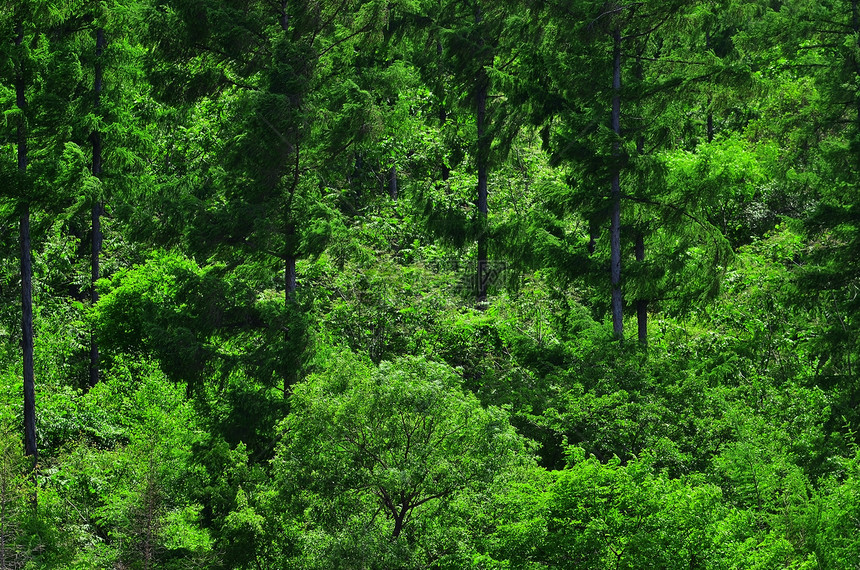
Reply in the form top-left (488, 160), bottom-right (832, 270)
top-left (269, 351), bottom-right (534, 567)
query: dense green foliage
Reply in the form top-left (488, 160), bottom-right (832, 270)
top-left (2, 0), bottom-right (860, 567)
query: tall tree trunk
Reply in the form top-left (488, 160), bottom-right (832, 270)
top-left (440, 106), bottom-right (450, 181)
top-left (438, 39), bottom-right (450, 182)
top-left (610, 27), bottom-right (623, 339)
top-left (280, 5), bottom-right (301, 394)
top-left (634, 58), bottom-right (647, 344)
top-left (475, 6), bottom-right (489, 307)
top-left (706, 30), bottom-right (714, 143)
top-left (90, 26), bottom-right (105, 388)
top-left (476, 82), bottom-right (488, 305)
top-left (15, 25), bottom-right (37, 471)
top-left (854, 0), bottom-right (860, 133)
top-left (285, 223), bottom-right (297, 301)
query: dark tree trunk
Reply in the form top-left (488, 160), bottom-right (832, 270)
top-left (610, 27), bottom-right (623, 339)
top-left (706, 31), bottom-right (714, 143)
top-left (635, 232), bottom-right (647, 344)
top-left (440, 107), bottom-right (450, 181)
top-left (392, 509), bottom-right (405, 539)
top-left (280, 0), bottom-right (290, 32)
top-left (634, 60), bottom-right (647, 345)
top-left (475, 6), bottom-right (489, 307)
top-left (438, 39), bottom-right (450, 182)
top-left (476, 80), bottom-right (488, 306)
top-left (854, 1), bottom-right (860, 131)
top-left (20, 209), bottom-right (35, 464)
top-left (90, 26), bottom-right (105, 388)
top-left (15, 24), bottom-right (37, 469)
top-left (388, 165), bottom-right (398, 201)
top-left (285, 223), bottom-right (297, 301)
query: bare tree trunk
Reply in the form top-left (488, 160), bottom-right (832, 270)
top-left (90, 26), bottom-right (105, 389)
top-left (635, 233), bottom-right (647, 344)
top-left (438, 39), bottom-right (450, 182)
top-left (610, 27), bottom-right (623, 339)
top-left (476, 5), bottom-right (489, 307)
top-left (388, 165), bottom-right (398, 201)
top-left (854, 1), bottom-right (860, 132)
top-left (634, 59), bottom-right (647, 345)
top-left (706, 30), bottom-right (714, 143)
top-left (285, 223), bottom-right (297, 301)
top-left (15, 25), bottom-right (37, 475)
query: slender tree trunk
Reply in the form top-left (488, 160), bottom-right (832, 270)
top-left (610, 27), bottom-right (623, 339)
top-left (388, 165), bottom-right (398, 201)
top-left (284, 155), bottom-right (298, 394)
top-left (634, 60), bottom-right (647, 344)
top-left (279, 6), bottom-right (301, 395)
top-left (15, 26), bottom-right (37, 473)
top-left (440, 107), bottom-right (450, 181)
top-left (854, 1), bottom-right (860, 134)
top-left (280, 0), bottom-right (290, 32)
top-left (437, 39), bottom-right (450, 182)
top-left (20, 209), bottom-right (35, 465)
top-left (706, 31), bottom-right (714, 143)
top-left (281, 8), bottom-right (298, 305)
top-left (476, 83), bottom-right (488, 306)
top-left (90, 27), bottom-right (105, 389)
top-left (285, 225), bottom-right (297, 301)
top-left (706, 104), bottom-right (714, 143)
top-left (475, 6), bottom-right (489, 307)
top-left (635, 233), bottom-right (647, 344)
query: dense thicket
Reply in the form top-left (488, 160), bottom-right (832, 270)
top-left (1, 0), bottom-right (859, 567)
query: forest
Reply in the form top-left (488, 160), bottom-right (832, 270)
top-left (1, 0), bottom-right (860, 568)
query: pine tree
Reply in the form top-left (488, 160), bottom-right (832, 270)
top-left (515, 0), bottom-right (736, 340)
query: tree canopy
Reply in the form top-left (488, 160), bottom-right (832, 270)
top-left (1, 0), bottom-right (859, 568)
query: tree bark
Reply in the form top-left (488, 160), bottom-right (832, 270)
top-left (90, 26), bottom-right (105, 388)
top-left (15, 24), bottom-right (37, 471)
top-left (16, 25), bottom-right (36, 468)
top-left (475, 6), bottom-right (489, 307)
top-left (438, 39), bottom-right (450, 182)
top-left (610, 27), bottom-right (623, 339)
top-left (706, 31), bottom-right (714, 143)
top-left (854, 1), bottom-right (860, 134)
top-left (388, 165), bottom-right (398, 201)
top-left (635, 232), bottom-right (647, 344)
top-left (285, 223), bottom-right (297, 301)
top-left (634, 60), bottom-right (646, 344)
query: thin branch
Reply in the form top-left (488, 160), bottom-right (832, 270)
top-left (313, 0), bottom-right (352, 44)
top-left (587, 3), bottom-right (645, 29)
top-left (622, 11), bottom-right (673, 41)
top-left (621, 194), bottom-right (710, 233)
top-left (631, 54), bottom-right (709, 66)
top-left (317, 21), bottom-right (374, 58)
